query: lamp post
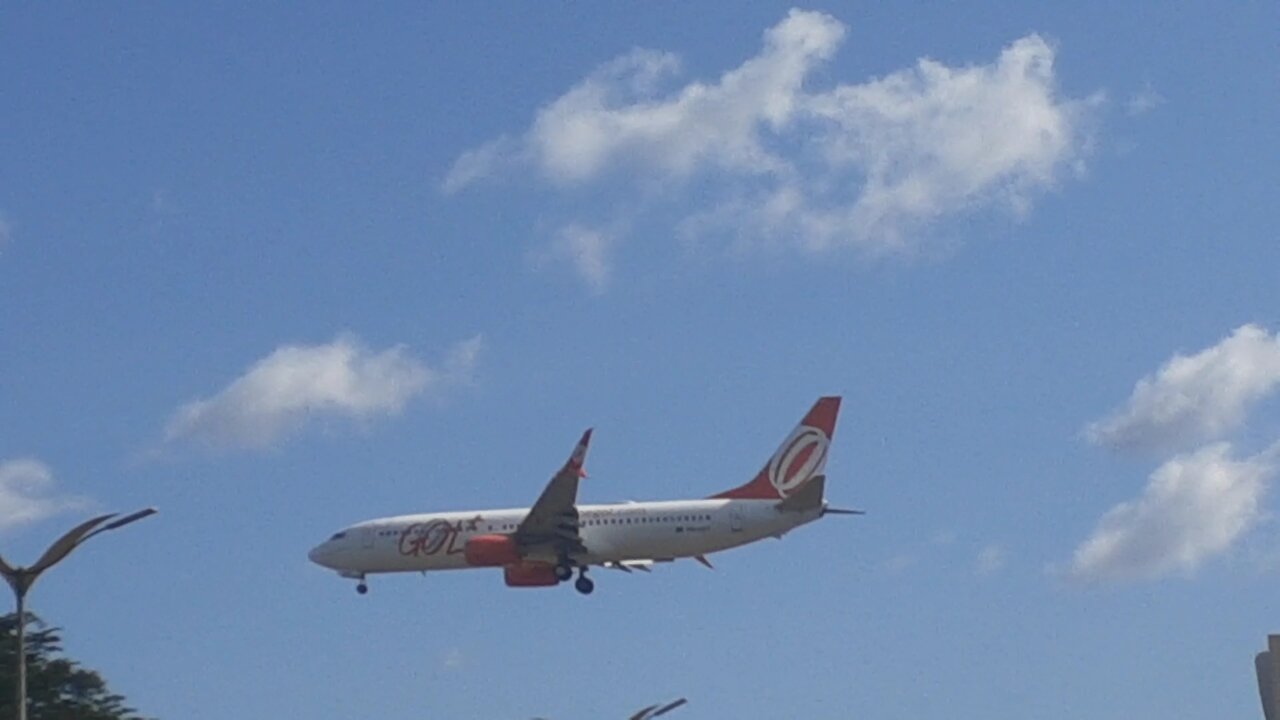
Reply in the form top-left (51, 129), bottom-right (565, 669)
top-left (1260, 634), bottom-right (1280, 720)
top-left (0, 508), bottom-right (157, 720)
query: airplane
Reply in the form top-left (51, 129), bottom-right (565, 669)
top-left (308, 396), bottom-right (859, 595)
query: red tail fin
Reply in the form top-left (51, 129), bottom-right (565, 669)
top-left (712, 396), bottom-right (841, 500)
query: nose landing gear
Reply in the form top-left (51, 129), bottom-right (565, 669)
top-left (339, 571), bottom-right (370, 595)
top-left (350, 573), bottom-right (368, 595)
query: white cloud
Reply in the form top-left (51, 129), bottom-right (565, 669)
top-left (794, 34), bottom-right (1095, 251)
top-left (1067, 442), bottom-right (1279, 584)
top-left (542, 224), bottom-right (614, 293)
top-left (442, 647), bottom-right (464, 670)
top-left (0, 459), bottom-right (88, 532)
top-left (1126, 83), bottom-right (1165, 116)
top-left (447, 11), bottom-right (842, 191)
top-left (150, 189), bottom-right (174, 215)
top-left (442, 137), bottom-right (519, 195)
top-left (976, 544), bottom-right (1006, 576)
top-left (165, 334), bottom-right (482, 450)
top-left (446, 10), bottom-right (1097, 256)
top-left (1086, 325), bottom-right (1280, 453)
top-left (525, 10), bottom-right (841, 185)
top-left (883, 552), bottom-right (917, 574)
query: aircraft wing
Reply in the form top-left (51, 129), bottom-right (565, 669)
top-left (515, 429), bottom-right (592, 559)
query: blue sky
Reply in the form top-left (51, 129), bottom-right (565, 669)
top-left (1, 3), bottom-right (1277, 718)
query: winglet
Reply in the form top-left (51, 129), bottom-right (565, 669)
top-left (565, 428), bottom-right (592, 478)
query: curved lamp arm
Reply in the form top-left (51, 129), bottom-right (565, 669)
top-left (0, 508), bottom-right (159, 595)
top-left (27, 514), bottom-right (119, 575)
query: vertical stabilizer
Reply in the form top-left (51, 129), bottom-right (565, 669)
top-left (712, 396), bottom-right (841, 500)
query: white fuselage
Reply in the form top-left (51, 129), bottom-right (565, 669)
top-left (308, 498), bottom-right (821, 576)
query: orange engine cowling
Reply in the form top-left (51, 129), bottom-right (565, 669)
top-left (464, 534), bottom-right (521, 567)
top-left (503, 562), bottom-right (559, 587)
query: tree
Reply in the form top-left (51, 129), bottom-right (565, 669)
top-left (0, 614), bottom-right (151, 720)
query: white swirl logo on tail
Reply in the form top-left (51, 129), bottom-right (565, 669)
top-left (767, 425), bottom-right (829, 498)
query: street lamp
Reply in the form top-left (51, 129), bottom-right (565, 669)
top-left (0, 508), bottom-right (157, 720)
top-left (627, 698), bottom-right (688, 720)
top-left (531, 697), bottom-right (687, 720)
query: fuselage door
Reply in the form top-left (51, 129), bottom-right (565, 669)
top-left (730, 506), bottom-right (744, 533)
top-left (361, 527), bottom-right (376, 550)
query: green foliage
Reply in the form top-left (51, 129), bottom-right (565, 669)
top-left (0, 613), bottom-right (151, 720)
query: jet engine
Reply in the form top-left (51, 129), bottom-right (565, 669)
top-left (464, 534), bottom-right (521, 567)
top-left (503, 562), bottom-right (559, 587)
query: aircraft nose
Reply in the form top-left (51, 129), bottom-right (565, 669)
top-left (308, 543), bottom-right (330, 566)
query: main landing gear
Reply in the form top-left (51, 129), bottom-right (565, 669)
top-left (555, 558), bottom-right (593, 595)
top-left (574, 568), bottom-right (595, 595)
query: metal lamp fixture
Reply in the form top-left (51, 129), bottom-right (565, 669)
top-left (0, 508), bottom-right (157, 720)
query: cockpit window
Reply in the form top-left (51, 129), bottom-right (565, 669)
top-left (330, 532), bottom-right (347, 540)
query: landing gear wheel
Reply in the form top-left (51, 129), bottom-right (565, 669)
top-left (574, 575), bottom-right (595, 595)
top-left (356, 582), bottom-right (368, 595)
top-left (554, 563), bottom-right (574, 582)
